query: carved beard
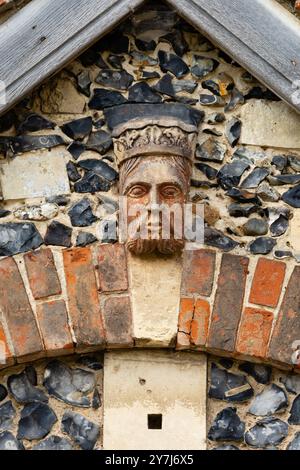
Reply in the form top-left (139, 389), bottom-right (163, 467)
top-left (126, 238), bottom-right (185, 255)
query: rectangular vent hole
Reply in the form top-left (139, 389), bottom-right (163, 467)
top-left (148, 414), bottom-right (162, 429)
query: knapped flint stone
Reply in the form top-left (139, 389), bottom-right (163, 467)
top-left (76, 232), bottom-right (97, 247)
top-left (44, 361), bottom-right (95, 408)
top-left (77, 355), bottom-right (103, 371)
top-left (74, 172), bottom-right (111, 193)
top-left (240, 168), bottom-right (269, 189)
top-left (68, 199), bottom-right (97, 228)
top-left (104, 103), bottom-right (204, 134)
top-left (0, 110), bottom-right (16, 133)
top-left (128, 82), bottom-right (162, 104)
top-left (225, 118), bottom-right (241, 147)
top-left (7, 369), bottom-right (48, 404)
top-left (195, 162), bottom-right (218, 180)
top-left (96, 31), bottom-right (129, 54)
top-left (0, 210), bottom-right (10, 218)
top-left (239, 363), bottom-right (272, 384)
top-left (0, 431), bottom-right (24, 450)
top-left (61, 411), bottom-right (100, 450)
top-left (224, 88), bottom-right (245, 112)
top-left (190, 179), bottom-right (218, 189)
top-left (0, 223), bottom-right (43, 256)
top-left (0, 135), bottom-right (65, 156)
top-left (175, 96), bottom-right (198, 105)
top-left (141, 71), bottom-right (160, 80)
top-left (202, 79), bottom-right (221, 96)
top-left (245, 417), bottom-right (288, 448)
top-left (208, 407), bottom-right (245, 441)
top-left (95, 69), bottom-right (133, 90)
top-left (242, 219), bottom-right (268, 236)
top-left (257, 182), bottom-right (280, 202)
top-left (92, 389), bottom-right (101, 410)
top-left (269, 174), bottom-right (300, 185)
top-left (199, 94), bottom-right (224, 106)
top-left (46, 195), bottom-right (70, 206)
top-left (77, 159), bottom-right (118, 182)
top-left (25, 366), bottom-right (37, 386)
top-left (158, 50), bottom-right (189, 78)
top-left (191, 55), bottom-right (218, 79)
top-left (202, 127), bottom-right (222, 137)
top-left (93, 119), bottom-right (105, 130)
top-left (0, 401), bottom-right (15, 431)
top-left (98, 218), bottom-right (118, 244)
top-left (228, 203), bottom-right (262, 218)
top-left (281, 374), bottom-right (300, 395)
top-left (44, 221), bottom-right (72, 248)
top-left (282, 184), bottom-right (300, 207)
top-left (17, 113), bottom-right (55, 133)
top-left (212, 445), bottom-right (239, 450)
top-left (86, 130), bottom-right (112, 155)
top-left (88, 89), bottom-right (127, 110)
top-left (288, 155), bottom-right (300, 172)
top-left (274, 250), bottom-right (293, 260)
top-left (153, 74), bottom-right (175, 97)
top-left (32, 435), bottom-right (74, 451)
top-left (79, 49), bottom-right (105, 67)
top-left (161, 30), bottom-right (188, 56)
top-left (249, 237), bottom-right (276, 255)
top-left (272, 155), bottom-right (288, 171)
top-left (61, 117), bottom-right (92, 141)
top-left (217, 160), bottom-right (250, 190)
top-left (226, 188), bottom-right (261, 205)
top-left (244, 86), bottom-right (280, 101)
top-left (173, 80), bottom-right (197, 94)
top-left (17, 403), bottom-right (57, 441)
top-left (249, 384), bottom-right (288, 416)
top-left (107, 54), bottom-right (125, 69)
top-left (287, 432), bottom-right (300, 450)
top-left (67, 161), bottom-right (81, 182)
top-left (195, 138), bottom-right (226, 163)
top-left (209, 363), bottom-right (253, 402)
top-left (207, 112), bottom-right (225, 124)
top-left (130, 51), bottom-right (158, 66)
top-left (77, 70), bottom-right (92, 97)
top-left (204, 227), bottom-right (238, 252)
top-left (0, 385), bottom-right (7, 403)
top-left (219, 358), bottom-right (234, 370)
top-left (288, 395), bottom-right (300, 424)
top-left (67, 141), bottom-right (86, 160)
top-left (270, 215), bottom-right (289, 237)
top-left (135, 38), bottom-right (156, 51)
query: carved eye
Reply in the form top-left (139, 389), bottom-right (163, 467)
top-left (160, 185), bottom-right (181, 198)
top-left (127, 185), bottom-right (148, 198)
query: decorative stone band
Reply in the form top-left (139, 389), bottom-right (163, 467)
top-left (0, 243), bottom-right (299, 372)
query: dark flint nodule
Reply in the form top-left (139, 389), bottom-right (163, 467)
top-left (0, 386), bottom-right (7, 403)
top-left (0, 401), bottom-right (15, 431)
top-left (282, 184), bottom-right (300, 207)
top-left (245, 417), bottom-right (288, 448)
top-left (249, 237), bottom-right (276, 255)
top-left (32, 435), bottom-right (74, 451)
top-left (0, 431), bottom-right (24, 450)
top-left (44, 221), bottom-right (72, 248)
top-left (209, 363), bottom-right (253, 402)
top-left (88, 89), bottom-right (127, 110)
top-left (67, 141), bottom-right (86, 160)
top-left (17, 403), bottom-right (57, 441)
top-left (128, 82), bottom-right (162, 104)
top-left (226, 118), bottom-right (241, 147)
top-left (135, 38), bottom-right (156, 51)
top-left (208, 407), bottom-right (245, 442)
top-left (17, 113), bottom-right (55, 133)
top-left (61, 411), bottom-right (100, 450)
top-left (202, 79), bottom-right (220, 96)
top-left (77, 159), bottom-right (118, 182)
top-left (95, 69), bottom-right (133, 90)
top-left (0, 110), bottom-right (16, 132)
top-left (238, 362), bottom-right (272, 384)
top-left (77, 70), bottom-right (92, 97)
top-left (158, 51), bottom-right (189, 78)
top-left (107, 54), bottom-right (125, 69)
top-left (67, 161), bottom-right (81, 182)
top-left (240, 168), bottom-right (269, 189)
top-left (217, 160), bottom-right (250, 190)
top-left (74, 172), bottom-right (111, 193)
top-left (161, 30), bottom-right (188, 57)
top-left (204, 227), bottom-right (238, 252)
top-left (191, 56), bottom-right (218, 79)
top-left (61, 117), bottom-right (92, 141)
top-left (195, 162), bottom-right (218, 180)
top-left (0, 210), bottom-right (10, 218)
top-left (0, 223), bottom-right (43, 256)
top-left (153, 74), bottom-right (175, 97)
top-left (68, 199), bottom-right (97, 228)
top-left (242, 219), bottom-right (268, 236)
top-left (76, 232), bottom-right (97, 247)
top-left (226, 188), bottom-right (261, 205)
top-left (270, 215), bottom-right (289, 237)
top-left (0, 135), bottom-right (65, 156)
top-left (249, 384), bottom-right (288, 417)
top-left (86, 130), bottom-right (112, 154)
top-left (7, 369), bottom-right (48, 404)
top-left (228, 203), bottom-right (263, 218)
top-left (196, 138), bottom-right (226, 163)
top-left (199, 94), bottom-right (224, 106)
top-left (224, 88), bottom-right (244, 112)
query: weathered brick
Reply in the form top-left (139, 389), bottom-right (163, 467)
top-left (24, 248), bottom-right (61, 300)
top-left (181, 249), bottom-right (216, 296)
top-left (207, 254), bottom-right (249, 352)
top-left (236, 307), bottom-right (273, 358)
top-left (176, 298), bottom-right (194, 349)
top-left (97, 243), bottom-right (128, 292)
top-left (0, 323), bottom-right (13, 368)
top-left (190, 298), bottom-right (210, 347)
top-left (36, 300), bottom-right (74, 356)
top-left (268, 266), bottom-right (300, 365)
top-left (102, 296), bottom-right (133, 347)
top-left (249, 258), bottom-right (286, 308)
top-left (0, 257), bottom-right (43, 360)
top-left (63, 247), bottom-right (105, 350)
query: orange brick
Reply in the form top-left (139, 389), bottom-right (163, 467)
top-left (249, 258), bottom-right (286, 308)
top-left (181, 249), bottom-right (216, 296)
top-left (190, 298), bottom-right (210, 347)
top-left (0, 257), bottom-right (43, 360)
top-left (97, 243), bottom-right (128, 292)
top-left (24, 248), bottom-right (61, 300)
top-left (36, 300), bottom-right (74, 356)
top-left (295, 1), bottom-right (300, 12)
top-left (63, 247), bottom-right (105, 351)
top-left (177, 298), bottom-right (194, 349)
top-left (236, 307), bottom-right (273, 358)
top-left (102, 296), bottom-right (133, 348)
top-left (0, 323), bottom-right (13, 368)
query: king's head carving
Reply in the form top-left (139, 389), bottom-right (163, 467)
top-left (105, 104), bottom-right (204, 255)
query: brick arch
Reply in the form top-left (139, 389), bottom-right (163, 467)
top-left (0, 244), bottom-right (299, 371)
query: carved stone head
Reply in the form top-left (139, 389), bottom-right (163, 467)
top-left (105, 104), bottom-right (203, 255)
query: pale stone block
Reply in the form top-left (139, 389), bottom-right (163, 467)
top-left (0, 152), bottom-right (70, 200)
top-left (290, 211), bottom-right (300, 256)
top-left (103, 350), bottom-right (207, 450)
top-left (240, 100), bottom-right (300, 148)
top-left (127, 252), bottom-right (182, 347)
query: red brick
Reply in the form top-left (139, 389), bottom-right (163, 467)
top-left (63, 247), bottom-right (105, 350)
top-left (190, 298), bottom-right (210, 347)
top-left (0, 257), bottom-right (43, 360)
top-left (102, 296), bottom-right (133, 347)
top-left (36, 300), bottom-right (74, 356)
top-left (0, 323), bottom-right (13, 368)
top-left (236, 307), bottom-right (273, 358)
top-left (181, 249), bottom-right (216, 296)
top-left (97, 243), bottom-right (128, 292)
top-left (176, 298), bottom-right (194, 349)
top-left (269, 266), bottom-right (300, 365)
top-left (249, 258), bottom-right (286, 308)
top-left (207, 254), bottom-right (249, 352)
top-left (24, 248), bottom-right (61, 300)
top-left (295, 1), bottom-right (300, 12)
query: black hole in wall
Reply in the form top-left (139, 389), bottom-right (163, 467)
top-left (148, 414), bottom-right (162, 429)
